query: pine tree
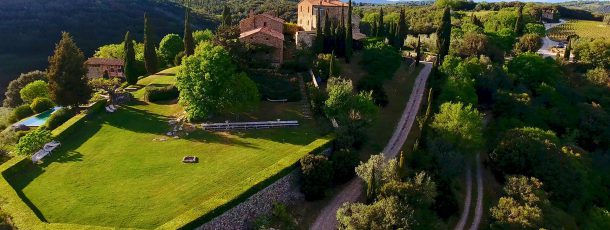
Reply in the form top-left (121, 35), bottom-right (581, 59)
top-left (436, 7), bottom-right (451, 66)
top-left (323, 11), bottom-right (332, 53)
top-left (221, 5), bottom-right (232, 26)
top-left (314, 8), bottom-right (323, 54)
top-left (395, 8), bottom-right (407, 49)
top-left (184, 7), bottom-right (195, 56)
top-left (515, 5), bottom-right (524, 36)
top-left (143, 13), bottom-right (158, 75)
top-left (123, 31), bottom-right (138, 84)
top-left (377, 7), bottom-right (384, 37)
top-left (564, 37), bottom-right (572, 61)
top-left (415, 36), bottom-right (422, 66)
top-left (345, 0), bottom-right (354, 63)
top-left (47, 32), bottom-right (90, 106)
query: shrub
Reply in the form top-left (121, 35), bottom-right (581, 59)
top-left (29, 97), bottom-right (55, 113)
top-left (144, 85), bottom-right (178, 102)
top-left (10, 105), bottom-right (34, 122)
top-left (174, 51), bottom-right (185, 66)
top-left (19, 80), bottom-right (50, 103)
top-left (45, 108), bottom-right (75, 130)
top-left (14, 129), bottom-right (51, 155)
top-left (361, 41), bottom-right (401, 79)
top-left (330, 149), bottom-right (359, 184)
top-left (0, 107), bottom-right (13, 130)
top-left (300, 154), bottom-right (333, 200)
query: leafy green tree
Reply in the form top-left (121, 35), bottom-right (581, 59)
top-left (143, 13), bottom-right (158, 75)
top-left (514, 5), bottom-right (524, 35)
top-left (379, 172), bottom-right (437, 209)
top-left (331, 149), bottom-right (359, 184)
top-left (15, 129), bottom-right (51, 155)
top-left (490, 127), bottom-right (559, 175)
top-left (515, 33), bottom-right (542, 53)
top-left (573, 38), bottom-right (610, 68)
top-left (300, 154), bottom-right (333, 200)
top-left (345, 0), bottom-right (353, 63)
top-left (183, 7), bottom-right (195, 56)
top-left (193, 29), bottom-right (214, 45)
top-left (19, 80), bottom-right (49, 103)
top-left (3, 70), bottom-right (47, 107)
top-left (123, 31), bottom-right (138, 85)
top-left (439, 75), bottom-right (478, 106)
top-left (337, 197), bottom-right (414, 230)
top-left (436, 7), bottom-right (452, 65)
top-left (524, 23), bottom-right (545, 37)
top-left (176, 42), bottom-right (259, 120)
top-left (585, 67), bottom-right (609, 87)
top-left (506, 52), bottom-right (561, 88)
top-left (30, 97), bottom-right (55, 114)
top-left (458, 32), bottom-right (488, 57)
top-left (159, 34), bottom-right (184, 67)
top-left (47, 32), bottom-right (90, 106)
top-left (355, 155), bottom-right (400, 192)
top-left (490, 176), bottom-right (547, 229)
top-left (430, 102), bottom-right (484, 153)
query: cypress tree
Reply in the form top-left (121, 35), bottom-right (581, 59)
top-left (436, 7), bottom-right (451, 66)
top-left (323, 11), bottom-right (332, 53)
top-left (345, 0), bottom-right (353, 63)
top-left (143, 13), bottom-right (158, 75)
top-left (515, 5), bottom-right (524, 36)
top-left (329, 51), bottom-right (335, 78)
top-left (377, 7), bottom-right (384, 37)
top-left (221, 5), bottom-right (232, 26)
top-left (333, 20), bottom-right (340, 54)
top-left (389, 22), bottom-right (396, 46)
top-left (48, 32), bottom-right (90, 106)
top-left (366, 166), bottom-right (376, 203)
top-left (314, 8), bottom-right (323, 54)
top-left (184, 7), bottom-right (195, 56)
top-left (564, 37), bottom-right (572, 61)
top-left (395, 8), bottom-right (407, 49)
top-left (416, 36), bottom-right (422, 66)
top-left (372, 21), bottom-right (378, 37)
top-left (123, 31), bottom-right (138, 84)
top-left (398, 151), bottom-right (406, 175)
top-left (336, 7), bottom-right (346, 57)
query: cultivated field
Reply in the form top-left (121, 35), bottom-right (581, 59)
top-left (548, 20), bottom-right (610, 41)
top-left (2, 69), bottom-right (330, 229)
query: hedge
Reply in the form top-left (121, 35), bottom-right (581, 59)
top-left (161, 134), bottom-right (335, 229)
top-left (144, 85), bottom-right (178, 102)
top-left (44, 108), bottom-right (75, 130)
top-left (29, 97), bottom-right (54, 114)
top-left (11, 105), bottom-right (34, 122)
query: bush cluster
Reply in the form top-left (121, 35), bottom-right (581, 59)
top-left (45, 108), bottom-right (75, 130)
top-left (144, 85), bottom-right (179, 102)
top-left (29, 97), bottom-right (55, 113)
top-left (10, 105), bottom-right (34, 122)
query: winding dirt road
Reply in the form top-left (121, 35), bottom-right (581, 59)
top-left (309, 62), bottom-right (433, 230)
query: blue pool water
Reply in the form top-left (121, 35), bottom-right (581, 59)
top-left (17, 107), bottom-right (61, 127)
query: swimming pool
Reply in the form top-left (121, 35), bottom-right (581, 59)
top-left (16, 107), bottom-right (61, 127)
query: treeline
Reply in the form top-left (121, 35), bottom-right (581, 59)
top-left (0, 0), bottom-right (217, 99)
top-left (167, 0), bottom-right (299, 23)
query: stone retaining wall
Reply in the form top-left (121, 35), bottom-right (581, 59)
top-left (197, 171), bottom-right (303, 230)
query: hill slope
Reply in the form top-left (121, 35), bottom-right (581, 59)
top-left (0, 0), bottom-right (217, 98)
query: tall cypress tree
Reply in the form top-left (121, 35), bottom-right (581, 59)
top-left (323, 11), bottom-right (332, 53)
top-left (314, 8), bottom-right (323, 54)
top-left (564, 37), bottom-right (572, 61)
top-left (332, 20), bottom-right (339, 53)
top-left (184, 7), bottom-right (195, 56)
top-left (48, 32), bottom-right (90, 106)
top-left (415, 36), bottom-right (422, 66)
top-left (377, 7), bottom-right (384, 37)
top-left (123, 31), bottom-right (137, 85)
top-left (336, 7), bottom-right (346, 57)
top-left (345, 0), bottom-right (354, 63)
top-left (372, 21), bottom-right (378, 37)
top-left (515, 5), bottom-right (524, 36)
top-left (143, 13), bottom-right (158, 75)
top-left (222, 5), bottom-right (232, 26)
top-left (395, 8), bottom-right (407, 49)
top-left (436, 7), bottom-right (451, 65)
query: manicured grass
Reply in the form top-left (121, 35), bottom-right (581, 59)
top-left (548, 20), bottom-right (610, 41)
top-left (2, 68), bottom-right (330, 229)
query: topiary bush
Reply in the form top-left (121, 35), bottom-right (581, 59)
top-left (45, 108), bottom-right (75, 130)
top-left (14, 128), bottom-right (52, 155)
top-left (144, 85), bottom-right (179, 102)
top-left (29, 97), bottom-right (55, 113)
top-left (10, 105), bottom-right (34, 122)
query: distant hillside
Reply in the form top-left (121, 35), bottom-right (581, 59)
top-left (0, 0), bottom-right (217, 99)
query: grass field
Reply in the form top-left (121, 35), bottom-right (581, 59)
top-left (548, 20), bottom-right (610, 41)
top-left (3, 70), bottom-right (330, 228)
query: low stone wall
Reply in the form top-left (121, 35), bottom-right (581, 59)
top-left (197, 171), bottom-right (304, 230)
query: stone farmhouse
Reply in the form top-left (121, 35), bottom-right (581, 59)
top-left (84, 57), bottom-right (124, 79)
top-left (239, 13), bottom-right (285, 66)
top-left (295, 0), bottom-right (366, 47)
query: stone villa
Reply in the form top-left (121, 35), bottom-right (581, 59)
top-left (84, 57), bottom-right (124, 79)
top-left (295, 0), bottom-right (366, 47)
top-left (239, 13), bottom-right (285, 66)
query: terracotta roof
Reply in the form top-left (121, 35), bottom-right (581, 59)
top-left (239, 27), bottom-right (285, 41)
top-left (303, 0), bottom-right (348, 7)
top-left (85, 57), bottom-right (123, 66)
top-left (259, 13), bottom-right (285, 23)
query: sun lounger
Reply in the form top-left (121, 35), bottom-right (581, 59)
top-left (43, 141), bottom-right (61, 151)
top-left (109, 105), bottom-right (118, 111)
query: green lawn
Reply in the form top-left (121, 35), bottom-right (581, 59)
top-left (3, 69), bottom-right (330, 229)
